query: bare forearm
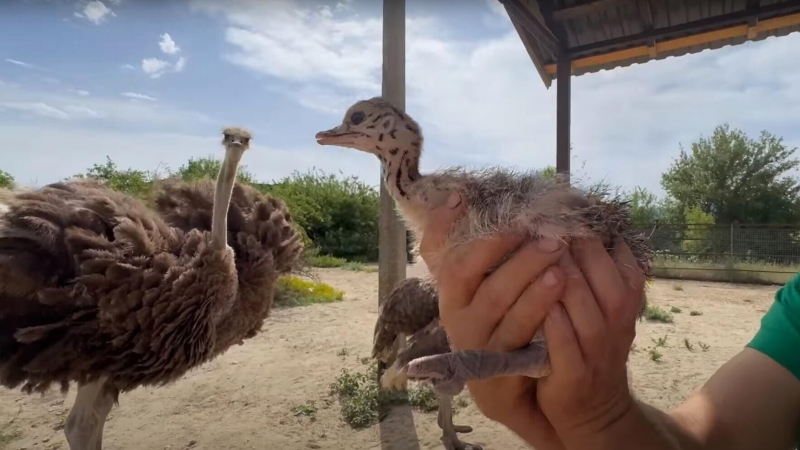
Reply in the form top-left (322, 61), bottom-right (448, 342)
top-left (560, 401), bottom-right (695, 450)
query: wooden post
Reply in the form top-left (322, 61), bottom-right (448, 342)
top-left (377, 0), bottom-right (407, 385)
top-left (556, 55), bottom-right (571, 180)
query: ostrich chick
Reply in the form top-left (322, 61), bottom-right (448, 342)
top-left (316, 97), bottom-right (653, 396)
top-left (0, 126), bottom-right (284, 450)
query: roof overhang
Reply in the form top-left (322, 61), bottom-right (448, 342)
top-left (501, 0), bottom-right (800, 88)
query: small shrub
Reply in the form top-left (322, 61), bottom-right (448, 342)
top-left (670, 306), bottom-right (682, 313)
top-left (684, 338), bottom-right (694, 351)
top-left (407, 384), bottom-right (438, 412)
top-left (273, 276), bottom-right (344, 307)
top-left (652, 335), bottom-right (668, 347)
top-left (342, 262), bottom-right (378, 273)
top-left (673, 285), bottom-right (684, 291)
top-left (290, 401), bottom-right (318, 420)
top-left (308, 255), bottom-right (347, 268)
top-left (690, 311), bottom-right (703, 316)
top-left (0, 170), bottom-right (14, 189)
top-left (644, 305), bottom-right (674, 323)
top-left (337, 347), bottom-right (349, 357)
top-left (699, 342), bottom-right (710, 352)
top-left (649, 348), bottom-right (663, 362)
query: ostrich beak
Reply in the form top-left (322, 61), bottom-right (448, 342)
top-left (315, 125), bottom-right (357, 146)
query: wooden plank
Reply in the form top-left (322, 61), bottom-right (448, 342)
top-left (553, 0), bottom-right (633, 22)
top-left (378, 0), bottom-right (408, 388)
top-left (556, 55), bottom-right (571, 180)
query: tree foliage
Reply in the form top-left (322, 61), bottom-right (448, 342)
top-left (662, 124), bottom-right (800, 224)
top-left (176, 156), bottom-right (256, 185)
top-left (0, 170), bottom-right (14, 189)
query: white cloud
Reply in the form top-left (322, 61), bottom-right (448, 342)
top-left (121, 92), bottom-right (157, 101)
top-left (0, 82), bottom-right (212, 128)
top-left (68, 88), bottom-right (91, 96)
top-left (0, 102), bottom-right (70, 119)
top-left (191, 0), bottom-right (800, 195)
top-left (4, 58), bottom-right (37, 69)
top-left (159, 33), bottom-right (181, 55)
top-left (174, 56), bottom-right (187, 72)
top-left (75, 1), bottom-right (116, 25)
top-left (121, 63), bottom-right (136, 70)
top-left (141, 58), bottom-right (170, 78)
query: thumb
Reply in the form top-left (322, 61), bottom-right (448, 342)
top-left (419, 192), bottom-right (466, 272)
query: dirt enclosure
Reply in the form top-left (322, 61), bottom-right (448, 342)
top-left (0, 263), bottom-right (780, 450)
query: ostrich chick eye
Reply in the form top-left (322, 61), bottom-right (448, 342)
top-left (350, 111), bottom-right (366, 125)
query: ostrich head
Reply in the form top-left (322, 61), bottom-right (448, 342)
top-left (222, 126), bottom-right (252, 152)
top-left (315, 97), bottom-right (423, 160)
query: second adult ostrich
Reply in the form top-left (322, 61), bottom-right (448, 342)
top-left (373, 276), bottom-right (481, 450)
top-left (0, 127), bottom-right (302, 449)
top-left (316, 98), bottom-right (653, 397)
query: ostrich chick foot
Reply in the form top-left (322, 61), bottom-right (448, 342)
top-left (403, 339), bottom-right (550, 396)
top-left (439, 395), bottom-right (482, 450)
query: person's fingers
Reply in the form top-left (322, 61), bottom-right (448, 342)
top-left (437, 232), bottom-right (526, 317)
top-left (570, 238), bottom-right (626, 321)
top-left (542, 302), bottom-right (585, 377)
top-left (486, 265), bottom-right (566, 352)
top-left (418, 192), bottom-right (467, 273)
top-left (464, 239), bottom-right (565, 340)
top-left (610, 238), bottom-right (647, 295)
top-left (609, 238), bottom-right (648, 325)
top-left (557, 251), bottom-right (608, 359)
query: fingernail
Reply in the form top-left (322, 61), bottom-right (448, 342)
top-left (538, 238), bottom-right (560, 252)
top-left (540, 269), bottom-right (559, 288)
top-left (446, 192), bottom-right (462, 209)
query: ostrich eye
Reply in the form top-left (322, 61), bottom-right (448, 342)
top-left (223, 133), bottom-right (230, 140)
top-left (350, 111), bottom-right (366, 125)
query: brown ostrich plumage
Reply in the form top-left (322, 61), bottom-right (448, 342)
top-left (316, 98), bottom-right (653, 410)
top-left (0, 126), bottom-right (304, 449)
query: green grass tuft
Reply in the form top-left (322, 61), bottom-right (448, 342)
top-left (308, 255), bottom-right (348, 268)
top-left (670, 306), bottom-right (682, 313)
top-left (290, 401), bottom-right (318, 420)
top-left (644, 305), bottom-right (674, 324)
top-left (273, 276), bottom-right (344, 308)
top-left (342, 262), bottom-right (378, 273)
top-left (690, 310), bottom-right (703, 316)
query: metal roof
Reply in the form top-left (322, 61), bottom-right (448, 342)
top-left (501, 0), bottom-right (800, 87)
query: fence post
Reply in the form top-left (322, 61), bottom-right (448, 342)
top-left (729, 223), bottom-right (734, 283)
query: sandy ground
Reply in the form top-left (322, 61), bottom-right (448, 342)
top-left (0, 263), bottom-right (781, 450)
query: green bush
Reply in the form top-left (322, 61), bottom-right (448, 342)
top-left (273, 275), bottom-right (344, 307)
top-left (0, 170), bottom-right (14, 189)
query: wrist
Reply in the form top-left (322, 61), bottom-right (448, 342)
top-left (560, 400), bottom-right (680, 450)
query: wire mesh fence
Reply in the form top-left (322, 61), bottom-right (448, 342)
top-left (634, 223), bottom-right (800, 285)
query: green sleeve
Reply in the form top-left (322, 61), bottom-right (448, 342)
top-left (747, 272), bottom-right (800, 381)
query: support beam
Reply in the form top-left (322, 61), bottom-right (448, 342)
top-left (378, 0), bottom-right (407, 385)
top-left (553, 0), bottom-right (632, 21)
top-left (556, 55), bottom-right (571, 180)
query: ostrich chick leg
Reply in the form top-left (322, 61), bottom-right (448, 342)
top-left (404, 333), bottom-right (550, 397)
top-left (64, 379), bottom-right (116, 450)
top-left (438, 395), bottom-right (483, 450)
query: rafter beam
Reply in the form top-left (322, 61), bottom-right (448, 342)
top-left (552, 0), bottom-right (632, 22)
top-left (500, 0), bottom-right (561, 55)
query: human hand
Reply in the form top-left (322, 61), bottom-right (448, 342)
top-left (535, 238), bottom-right (647, 449)
top-left (417, 192), bottom-right (569, 449)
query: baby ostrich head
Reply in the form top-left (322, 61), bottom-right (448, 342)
top-left (210, 126), bottom-right (253, 250)
top-left (315, 97), bottom-right (423, 161)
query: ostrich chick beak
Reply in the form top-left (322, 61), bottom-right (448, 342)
top-left (315, 125), bottom-right (356, 146)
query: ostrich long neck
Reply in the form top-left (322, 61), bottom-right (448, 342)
top-left (211, 148), bottom-right (244, 250)
top-left (380, 133), bottom-right (423, 204)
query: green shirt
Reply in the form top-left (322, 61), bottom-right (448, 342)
top-left (747, 272), bottom-right (800, 380)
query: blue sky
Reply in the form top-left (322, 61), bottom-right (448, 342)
top-left (1, 0), bottom-right (799, 196)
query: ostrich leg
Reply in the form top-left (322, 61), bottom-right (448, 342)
top-left (64, 379), bottom-right (116, 450)
top-left (438, 395), bottom-right (482, 450)
top-left (405, 333), bottom-right (550, 397)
